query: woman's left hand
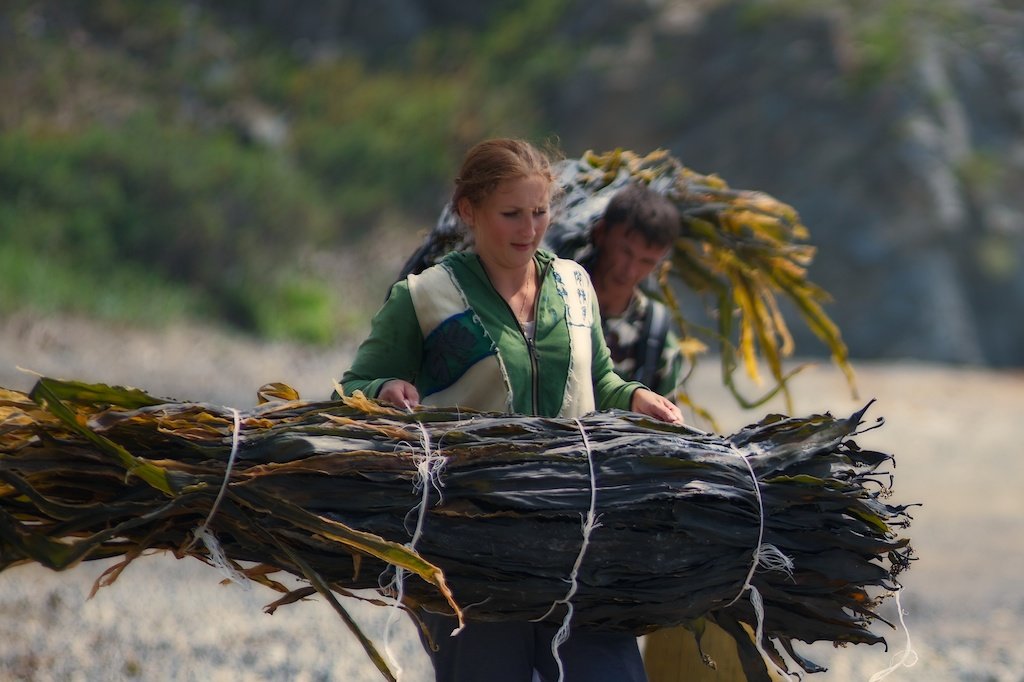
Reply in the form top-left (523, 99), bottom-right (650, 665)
top-left (631, 388), bottom-right (684, 424)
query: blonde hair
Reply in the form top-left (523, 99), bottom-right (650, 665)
top-left (452, 138), bottom-right (557, 211)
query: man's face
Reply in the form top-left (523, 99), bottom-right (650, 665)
top-left (591, 222), bottom-right (671, 294)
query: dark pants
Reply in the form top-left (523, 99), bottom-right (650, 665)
top-left (421, 611), bottom-right (648, 682)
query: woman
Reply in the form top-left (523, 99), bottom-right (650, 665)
top-left (340, 138), bottom-right (681, 682)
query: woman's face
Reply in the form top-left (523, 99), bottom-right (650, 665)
top-left (459, 175), bottom-right (551, 274)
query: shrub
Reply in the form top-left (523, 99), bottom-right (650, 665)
top-left (0, 119), bottom-right (336, 337)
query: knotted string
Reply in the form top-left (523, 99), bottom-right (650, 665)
top-left (726, 443), bottom-right (797, 680)
top-left (380, 403), bottom-right (448, 679)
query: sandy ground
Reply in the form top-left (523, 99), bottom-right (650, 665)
top-left (0, 311), bottom-right (1021, 682)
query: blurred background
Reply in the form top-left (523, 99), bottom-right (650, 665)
top-left (2, 0), bottom-right (1022, 366)
top-left (2, 2), bottom-right (1023, 681)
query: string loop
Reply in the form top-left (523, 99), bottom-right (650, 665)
top-left (532, 418), bottom-right (600, 682)
top-left (725, 444), bottom-right (797, 680)
top-left (185, 407), bottom-right (247, 587)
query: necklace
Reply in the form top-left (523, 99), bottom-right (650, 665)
top-left (517, 264), bottom-right (535, 325)
top-left (517, 275), bottom-right (532, 324)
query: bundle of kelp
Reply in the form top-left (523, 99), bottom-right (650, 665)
top-left (399, 149), bottom-right (855, 419)
top-left (0, 378), bottom-right (912, 680)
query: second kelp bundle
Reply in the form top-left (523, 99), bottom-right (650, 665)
top-left (399, 149), bottom-right (856, 421)
top-left (0, 379), bottom-right (912, 680)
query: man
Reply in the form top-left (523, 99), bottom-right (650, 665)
top-left (586, 183), bottom-right (748, 682)
top-left (584, 183), bottom-right (683, 399)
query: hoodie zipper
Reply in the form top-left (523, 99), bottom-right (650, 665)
top-left (486, 258), bottom-right (550, 416)
top-left (526, 260), bottom-right (552, 415)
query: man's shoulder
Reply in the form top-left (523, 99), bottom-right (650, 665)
top-left (633, 290), bottom-right (675, 324)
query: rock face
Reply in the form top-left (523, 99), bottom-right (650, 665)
top-left (544, 1), bottom-right (1024, 366)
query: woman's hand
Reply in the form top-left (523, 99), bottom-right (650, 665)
top-left (378, 380), bottom-right (420, 409)
top-left (631, 388), bottom-right (684, 424)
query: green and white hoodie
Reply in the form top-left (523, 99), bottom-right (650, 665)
top-left (340, 250), bottom-right (642, 418)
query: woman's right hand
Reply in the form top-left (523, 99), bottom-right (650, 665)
top-left (378, 380), bottom-right (420, 409)
top-left (630, 387), bottom-right (684, 424)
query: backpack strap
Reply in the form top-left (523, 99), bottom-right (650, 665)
top-left (636, 300), bottom-right (670, 390)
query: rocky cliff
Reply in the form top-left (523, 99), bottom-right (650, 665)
top-left (544, 1), bottom-right (1024, 366)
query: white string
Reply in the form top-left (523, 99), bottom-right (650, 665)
top-left (533, 417), bottom-right (601, 682)
top-left (187, 407), bottom-right (249, 588)
top-left (380, 570), bottom-right (408, 674)
top-left (725, 444), bottom-right (797, 680)
top-left (380, 403), bottom-right (448, 680)
top-left (194, 526), bottom-right (250, 589)
top-left (726, 445), bottom-right (918, 681)
top-left (408, 418), bottom-right (447, 549)
top-left (868, 588), bottom-right (919, 681)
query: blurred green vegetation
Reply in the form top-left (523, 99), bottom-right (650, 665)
top-left (0, 0), bottom-right (573, 343)
top-left (0, 119), bottom-right (338, 340)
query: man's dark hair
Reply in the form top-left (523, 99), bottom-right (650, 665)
top-left (601, 183), bottom-right (680, 247)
